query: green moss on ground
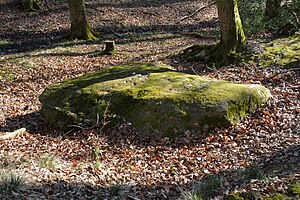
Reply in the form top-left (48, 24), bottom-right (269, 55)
top-left (228, 192), bottom-right (244, 200)
top-left (261, 193), bottom-right (290, 200)
top-left (228, 192), bottom-right (292, 200)
top-left (289, 184), bottom-right (300, 196)
top-left (243, 35), bottom-right (300, 68)
top-left (227, 183), bottom-right (300, 200)
top-left (40, 62), bottom-right (270, 137)
top-left (259, 35), bottom-right (300, 68)
top-left (179, 35), bottom-right (300, 68)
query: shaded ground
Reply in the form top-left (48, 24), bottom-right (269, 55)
top-left (0, 0), bottom-right (299, 199)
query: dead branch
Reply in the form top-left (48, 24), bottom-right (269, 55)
top-left (0, 128), bottom-right (26, 140)
top-left (178, 1), bottom-right (216, 23)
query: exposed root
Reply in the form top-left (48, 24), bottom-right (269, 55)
top-left (177, 43), bottom-right (239, 66)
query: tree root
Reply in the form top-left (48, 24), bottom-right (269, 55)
top-left (177, 43), bottom-right (240, 66)
top-left (206, 43), bottom-right (238, 66)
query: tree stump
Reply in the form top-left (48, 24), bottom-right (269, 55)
top-left (103, 41), bottom-right (116, 55)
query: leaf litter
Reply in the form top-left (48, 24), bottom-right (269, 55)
top-left (0, 0), bottom-right (299, 199)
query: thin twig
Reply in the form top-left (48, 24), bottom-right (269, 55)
top-left (179, 1), bottom-right (216, 23)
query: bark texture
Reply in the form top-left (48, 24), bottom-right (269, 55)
top-left (208, 0), bottom-right (245, 66)
top-left (65, 0), bottom-right (98, 40)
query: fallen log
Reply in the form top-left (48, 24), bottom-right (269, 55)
top-left (0, 128), bottom-right (26, 140)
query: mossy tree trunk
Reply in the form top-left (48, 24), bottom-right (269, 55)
top-left (265, 0), bottom-right (282, 18)
top-left (208, 0), bottom-right (245, 66)
top-left (19, 0), bottom-right (41, 12)
top-left (65, 0), bottom-right (99, 40)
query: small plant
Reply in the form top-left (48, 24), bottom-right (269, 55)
top-left (182, 175), bottom-right (222, 200)
top-left (0, 170), bottom-right (23, 194)
top-left (109, 182), bottom-right (123, 196)
top-left (74, 163), bottom-right (82, 172)
top-left (99, 99), bottom-right (115, 133)
top-left (37, 154), bottom-right (57, 170)
top-left (243, 164), bottom-right (265, 180)
top-left (92, 146), bottom-right (103, 161)
top-left (91, 147), bottom-right (104, 171)
top-left (182, 189), bottom-right (203, 200)
top-left (200, 175), bottom-right (222, 198)
top-left (92, 160), bottom-right (101, 171)
top-left (0, 39), bottom-right (9, 46)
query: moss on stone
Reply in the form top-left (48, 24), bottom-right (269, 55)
top-left (39, 62), bottom-right (270, 137)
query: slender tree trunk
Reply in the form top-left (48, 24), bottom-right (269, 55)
top-left (265, 0), bottom-right (282, 18)
top-left (208, 0), bottom-right (245, 65)
top-left (65, 0), bottom-right (99, 40)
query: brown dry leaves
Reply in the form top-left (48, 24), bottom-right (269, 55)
top-left (0, 0), bottom-right (300, 199)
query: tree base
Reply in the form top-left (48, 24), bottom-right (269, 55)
top-left (206, 43), bottom-right (239, 66)
top-left (63, 28), bottom-right (100, 41)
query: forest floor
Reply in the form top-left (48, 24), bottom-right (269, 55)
top-left (0, 0), bottom-right (299, 199)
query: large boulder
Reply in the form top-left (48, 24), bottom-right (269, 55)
top-left (39, 63), bottom-right (271, 137)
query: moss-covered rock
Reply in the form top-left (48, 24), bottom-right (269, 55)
top-left (39, 62), bottom-right (270, 137)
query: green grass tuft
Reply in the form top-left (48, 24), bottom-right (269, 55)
top-left (182, 175), bottom-right (222, 200)
top-left (0, 170), bottom-right (23, 195)
top-left (37, 154), bottom-right (57, 170)
top-left (242, 164), bottom-right (265, 180)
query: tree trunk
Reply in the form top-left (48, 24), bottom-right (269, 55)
top-left (265, 0), bottom-right (282, 18)
top-left (65, 0), bottom-right (99, 40)
top-left (19, 0), bottom-right (41, 12)
top-left (208, 0), bottom-right (245, 66)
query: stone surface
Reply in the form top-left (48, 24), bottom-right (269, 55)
top-left (39, 62), bottom-right (271, 137)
